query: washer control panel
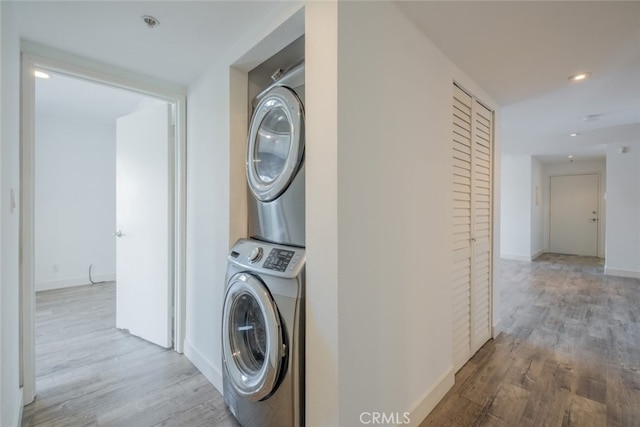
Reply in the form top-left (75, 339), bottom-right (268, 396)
top-left (229, 239), bottom-right (305, 278)
top-left (263, 248), bottom-right (295, 272)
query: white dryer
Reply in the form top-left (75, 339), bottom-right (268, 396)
top-left (247, 62), bottom-right (305, 248)
top-left (222, 239), bottom-right (305, 427)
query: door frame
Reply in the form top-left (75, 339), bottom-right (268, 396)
top-left (19, 50), bottom-right (187, 405)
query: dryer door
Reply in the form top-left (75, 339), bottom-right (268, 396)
top-left (247, 86), bottom-right (304, 202)
top-left (222, 272), bottom-right (284, 401)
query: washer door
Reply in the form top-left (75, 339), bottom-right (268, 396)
top-left (247, 86), bottom-right (304, 202)
top-left (222, 272), bottom-right (284, 401)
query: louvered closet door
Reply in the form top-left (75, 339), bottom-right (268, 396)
top-left (452, 85), bottom-right (473, 370)
top-left (471, 100), bottom-right (493, 351)
top-left (452, 84), bottom-right (493, 372)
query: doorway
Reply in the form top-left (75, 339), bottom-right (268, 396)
top-left (20, 52), bottom-right (187, 405)
top-left (549, 173), bottom-right (600, 256)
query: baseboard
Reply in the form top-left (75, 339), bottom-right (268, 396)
top-left (501, 250), bottom-right (545, 262)
top-left (530, 249), bottom-right (544, 261)
top-left (500, 254), bottom-right (531, 262)
top-left (183, 339), bottom-right (223, 393)
top-left (13, 387), bottom-right (24, 427)
top-left (604, 267), bottom-right (640, 279)
top-left (35, 274), bottom-right (115, 292)
top-left (406, 365), bottom-right (455, 427)
top-left (492, 320), bottom-right (502, 337)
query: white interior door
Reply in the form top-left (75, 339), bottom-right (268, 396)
top-left (549, 174), bottom-right (599, 256)
top-left (116, 103), bottom-right (173, 348)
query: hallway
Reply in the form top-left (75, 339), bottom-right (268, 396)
top-left (422, 254), bottom-right (640, 426)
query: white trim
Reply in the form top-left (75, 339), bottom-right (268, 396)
top-left (20, 52), bottom-right (37, 405)
top-left (530, 249), bottom-right (544, 261)
top-left (492, 322), bottom-right (502, 337)
top-left (184, 339), bottom-right (223, 394)
top-left (405, 366), bottom-right (455, 427)
top-left (19, 48), bottom-right (187, 405)
top-left (500, 254), bottom-right (532, 262)
top-left (35, 275), bottom-right (116, 292)
top-left (604, 267), bottom-right (640, 279)
top-left (500, 249), bottom-right (545, 262)
top-left (13, 388), bottom-right (24, 427)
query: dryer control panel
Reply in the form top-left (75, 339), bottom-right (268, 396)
top-left (228, 239), bottom-right (305, 279)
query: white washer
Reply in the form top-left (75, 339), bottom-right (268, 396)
top-left (222, 239), bottom-right (305, 427)
top-left (247, 62), bottom-right (305, 248)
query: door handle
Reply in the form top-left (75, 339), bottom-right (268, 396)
top-left (114, 230), bottom-right (124, 237)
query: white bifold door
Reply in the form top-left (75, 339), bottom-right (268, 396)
top-left (116, 103), bottom-right (173, 349)
top-left (452, 84), bottom-right (493, 372)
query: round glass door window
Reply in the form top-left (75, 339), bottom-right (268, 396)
top-left (222, 273), bottom-right (283, 401)
top-left (247, 86), bottom-right (304, 202)
top-left (254, 106), bottom-right (292, 184)
top-left (230, 292), bottom-right (267, 376)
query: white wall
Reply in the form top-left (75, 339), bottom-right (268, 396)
top-left (605, 142), bottom-right (640, 278)
top-left (34, 110), bottom-right (116, 291)
top-left (500, 155), bottom-right (532, 260)
top-left (336, 3), bottom-right (452, 422)
top-left (183, 60), bottom-right (234, 388)
top-left (1, 2), bottom-right (23, 425)
top-left (531, 157), bottom-right (544, 257)
top-left (333, 2), bottom-right (500, 424)
top-left (501, 155), bottom-right (545, 261)
top-left (543, 158), bottom-right (606, 258)
top-left (305, 2), bottom-right (339, 424)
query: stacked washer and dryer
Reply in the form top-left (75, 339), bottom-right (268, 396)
top-left (222, 61), bottom-right (306, 427)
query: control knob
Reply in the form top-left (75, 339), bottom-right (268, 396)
top-left (248, 247), bottom-right (263, 263)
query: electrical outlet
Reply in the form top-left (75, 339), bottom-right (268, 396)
top-left (53, 264), bottom-right (59, 273)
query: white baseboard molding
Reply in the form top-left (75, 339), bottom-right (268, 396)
top-left (500, 254), bottom-right (531, 262)
top-left (492, 320), bottom-right (502, 338)
top-left (13, 387), bottom-right (24, 427)
top-left (184, 339), bottom-right (223, 394)
top-left (501, 250), bottom-right (545, 262)
top-left (406, 365), bottom-right (455, 427)
top-left (530, 249), bottom-right (545, 261)
top-left (604, 267), bottom-right (640, 280)
top-left (35, 274), bottom-right (115, 292)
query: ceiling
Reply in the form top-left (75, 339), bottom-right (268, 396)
top-left (395, 1), bottom-right (640, 161)
top-left (8, 1), bottom-right (640, 162)
top-left (11, 1), bottom-right (287, 87)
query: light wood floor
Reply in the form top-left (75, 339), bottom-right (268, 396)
top-left (21, 282), bottom-right (239, 427)
top-left (422, 254), bottom-right (640, 427)
top-left (22, 255), bottom-right (640, 426)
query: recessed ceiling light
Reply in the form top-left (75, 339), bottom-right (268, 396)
top-left (34, 70), bottom-right (50, 79)
top-left (142, 15), bottom-right (160, 29)
top-left (570, 133), bottom-right (579, 137)
top-left (569, 72), bottom-right (591, 82)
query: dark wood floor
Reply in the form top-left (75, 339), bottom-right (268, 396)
top-left (422, 254), bottom-right (640, 427)
top-left (21, 283), bottom-right (239, 427)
